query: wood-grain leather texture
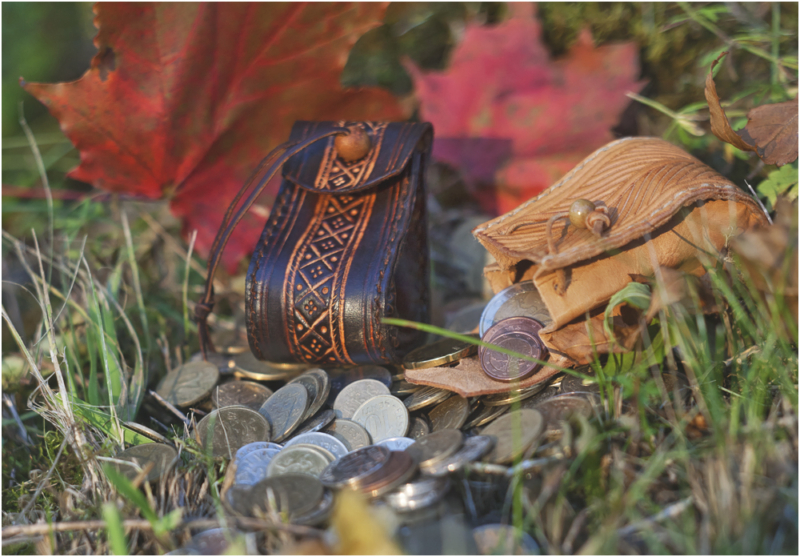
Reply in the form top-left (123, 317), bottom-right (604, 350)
top-left (246, 121), bottom-right (433, 366)
top-left (474, 137), bottom-right (769, 335)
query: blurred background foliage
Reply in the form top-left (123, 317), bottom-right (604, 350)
top-left (3, 2), bottom-right (797, 224)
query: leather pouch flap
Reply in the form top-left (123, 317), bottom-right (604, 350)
top-left (472, 137), bottom-right (768, 272)
top-left (283, 121), bottom-right (432, 194)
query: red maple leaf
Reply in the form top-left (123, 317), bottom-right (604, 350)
top-left (406, 4), bottom-right (646, 214)
top-left (22, 3), bottom-right (405, 272)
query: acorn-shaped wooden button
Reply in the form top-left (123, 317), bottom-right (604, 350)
top-left (335, 126), bottom-right (371, 162)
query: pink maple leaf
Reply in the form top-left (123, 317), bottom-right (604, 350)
top-left (406, 4), bottom-right (646, 214)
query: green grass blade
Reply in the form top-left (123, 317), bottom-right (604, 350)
top-left (381, 317), bottom-right (565, 371)
top-left (121, 208), bottom-right (151, 348)
top-left (103, 464), bottom-right (158, 523)
top-left (102, 502), bottom-right (128, 556)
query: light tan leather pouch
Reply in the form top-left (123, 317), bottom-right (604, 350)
top-left (473, 137), bottom-right (769, 364)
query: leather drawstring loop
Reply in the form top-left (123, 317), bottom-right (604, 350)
top-left (196, 126), bottom-right (349, 359)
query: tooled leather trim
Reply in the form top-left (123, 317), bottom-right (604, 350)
top-left (283, 189), bottom-right (378, 364)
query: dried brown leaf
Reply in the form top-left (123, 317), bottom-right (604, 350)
top-left (739, 101), bottom-right (799, 166)
top-left (705, 52), bottom-right (759, 154)
top-left (705, 51), bottom-right (798, 166)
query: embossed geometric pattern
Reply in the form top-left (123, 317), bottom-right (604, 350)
top-left (288, 193), bottom-right (373, 362)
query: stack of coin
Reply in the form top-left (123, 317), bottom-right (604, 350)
top-left (320, 445), bottom-right (417, 498)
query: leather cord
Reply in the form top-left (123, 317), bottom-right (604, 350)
top-left (195, 126), bottom-right (349, 359)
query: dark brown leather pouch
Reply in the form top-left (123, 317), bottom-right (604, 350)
top-left (196, 121), bottom-right (434, 366)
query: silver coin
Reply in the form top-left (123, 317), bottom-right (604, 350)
top-left (235, 447), bottom-right (281, 486)
top-left (473, 524), bottom-right (539, 555)
top-left (408, 416), bottom-right (431, 440)
top-left (327, 365), bottom-right (393, 404)
top-left (352, 394), bottom-right (409, 442)
top-left (284, 432), bottom-right (349, 460)
top-left (428, 395), bottom-right (470, 431)
top-left (319, 445), bottom-right (392, 488)
top-left (235, 441), bottom-right (283, 463)
top-left (293, 488), bottom-right (334, 526)
top-left (267, 444), bottom-right (331, 478)
top-left (258, 383), bottom-right (309, 442)
top-left (376, 437), bottom-right (416, 452)
top-left (422, 435), bottom-right (496, 476)
top-left (292, 408), bottom-right (336, 436)
top-left (384, 476), bottom-right (451, 512)
top-left (195, 407), bottom-right (271, 459)
top-left (403, 386), bottom-right (451, 412)
top-left (479, 281), bottom-right (552, 336)
top-left (288, 368), bottom-right (330, 420)
top-left (534, 394), bottom-right (595, 439)
top-left (405, 429), bottom-right (463, 468)
top-left (324, 419), bottom-right (372, 452)
top-left (333, 379), bottom-right (390, 419)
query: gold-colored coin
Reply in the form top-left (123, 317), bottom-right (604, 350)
top-left (403, 335), bottom-right (479, 369)
top-left (156, 361), bottom-right (219, 408)
top-left (211, 381), bottom-right (272, 413)
top-left (481, 409), bottom-right (544, 464)
top-left (403, 386), bottom-right (451, 412)
top-left (233, 351), bottom-right (311, 381)
top-left (113, 443), bottom-right (178, 483)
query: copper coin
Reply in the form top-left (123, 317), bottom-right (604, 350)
top-left (212, 381), bottom-right (272, 412)
top-left (319, 445), bottom-right (392, 488)
top-left (479, 317), bottom-right (546, 382)
top-left (358, 449), bottom-right (417, 498)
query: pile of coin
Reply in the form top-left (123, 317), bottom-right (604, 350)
top-left (123, 282), bottom-right (634, 553)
